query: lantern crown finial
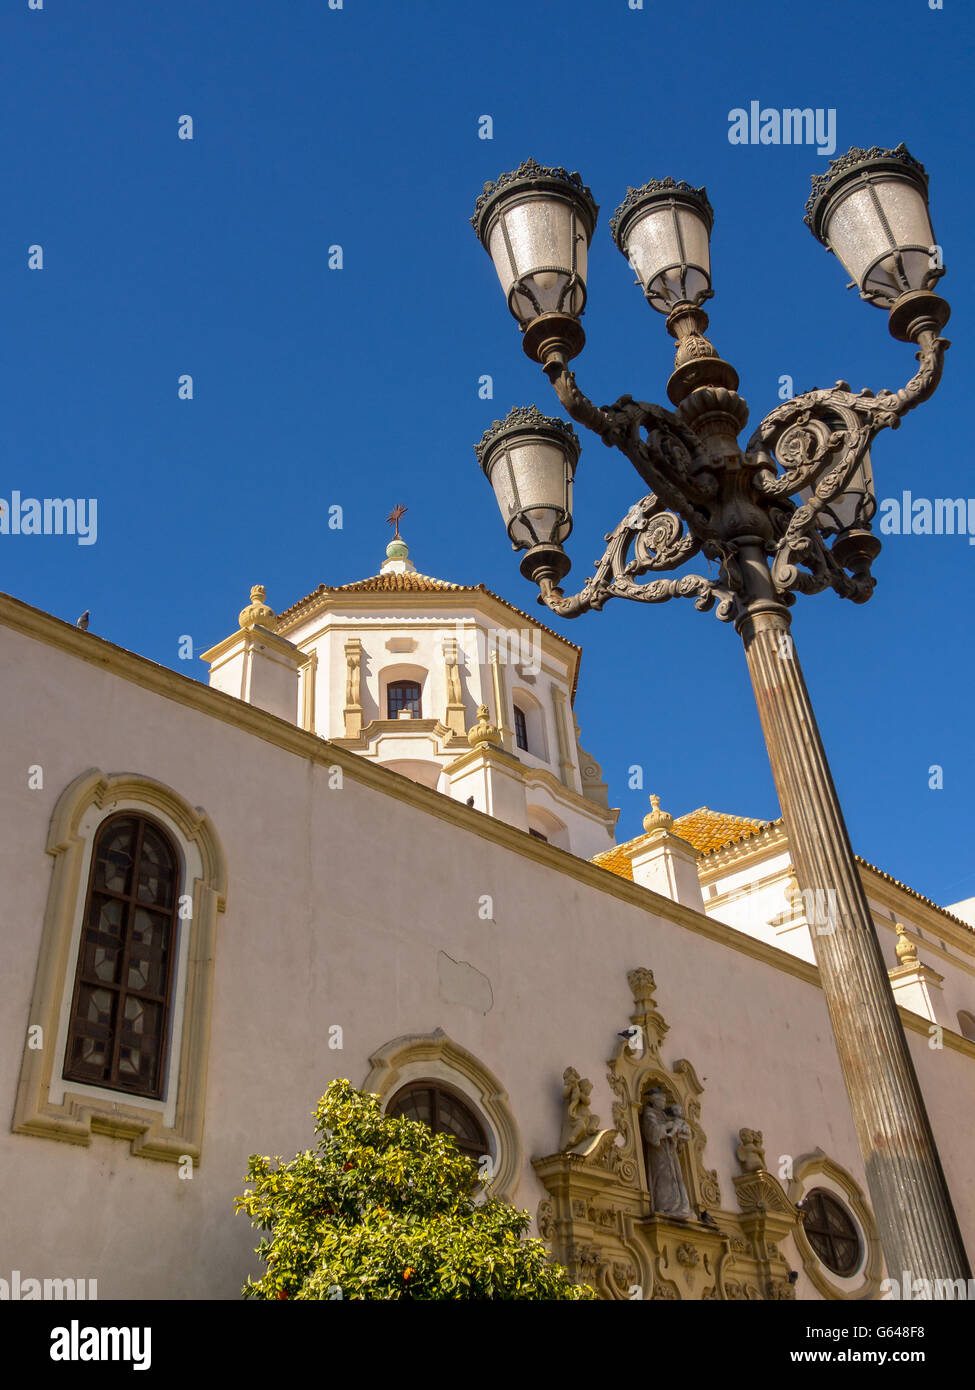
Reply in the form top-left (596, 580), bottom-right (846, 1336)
top-left (804, 142), bottom-right (928, 237)
top-left (474, 404), bottom-right (580, 469)
top-left (471, 158), bottom-right (598, 239)
top-left (609, 177), bottom-right (714, 248)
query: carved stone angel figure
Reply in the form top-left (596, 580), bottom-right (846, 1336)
top-left (736, 1128), bottom-right (766, 1174)
top-left (642, 1088), bottom-right (694, 1219)
top-left (560, 1066), bottom-right (600, 1152)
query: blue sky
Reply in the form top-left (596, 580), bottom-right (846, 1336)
top-left (3, 0), bottom-right (973, 905)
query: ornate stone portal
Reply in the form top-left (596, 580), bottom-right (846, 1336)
top-left (533, 967), bottom-right (801, 1300)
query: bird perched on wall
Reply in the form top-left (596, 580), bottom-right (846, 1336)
top-left (76, 611), bottom-right (90, 631)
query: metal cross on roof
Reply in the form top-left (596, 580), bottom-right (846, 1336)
top-left (385, 503), bottom-right (408, 540)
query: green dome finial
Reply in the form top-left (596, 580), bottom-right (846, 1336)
top-left (381, 503), bottom-right (416, 572)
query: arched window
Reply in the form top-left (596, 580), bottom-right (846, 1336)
top-left (510, 688), bottom-right (548, 762)
top-left (802, 1188), bottom-right (862, 1276)
top-left (386, 1081), bottom-right (488, 1162)
top-left (387, 679), bottom-right (422, 719)
top-left (958, 1010), bottom-right (975, 1042)
top-left (64, 813), bottom-right (180, 1099)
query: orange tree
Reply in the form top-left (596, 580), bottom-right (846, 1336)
top-left (235, 1078), bottom-right (592, 1300)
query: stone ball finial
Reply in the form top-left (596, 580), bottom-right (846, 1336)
top-left (238, 584), bottom-right (276, 630)
top-left (386, 538), bottom-right (409, 561)
top-left (643, 793), bottom-right (674, 833)
top-left (467, 703), bottom-right (501, 748)
top-left (895, 923), bottom-right (919, 967)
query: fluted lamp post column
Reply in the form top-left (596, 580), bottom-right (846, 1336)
top-left (471, 149), bottom-right (969, 1285)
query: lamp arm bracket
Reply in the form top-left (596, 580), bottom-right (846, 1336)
top-left (537, 494), bottom-right (740, 623)
top-left (545, 362), bottom-right (718, 531)
top-left (765, 412), bottom-right (875, 595)
top-left (892, 328), bottom-right (950, 416)
top-left (771, 525), bottom-right (876, 605)
top-left (745, 331), bottom-right (948, 605)
top-left (541, 571), bottom-right (729, 620)
top-left (747, 330), bottom-right (949, 498)
top-left (546, 360), bottom-right (615, 439)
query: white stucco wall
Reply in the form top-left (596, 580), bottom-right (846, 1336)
top-left (2, 613), bottom-right (973, 1299)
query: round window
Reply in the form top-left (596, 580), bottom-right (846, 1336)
top-left (386, 1082), bottom-right (488, 1163)
top-left (802, 1188), bottom-right (862, 1276)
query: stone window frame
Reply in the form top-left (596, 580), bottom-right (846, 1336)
top-left (379, 662), bottom-right (428, 722)
top-left (362, 1029), bottom-right (522, 1199)
top-left (786, 1149), bottom-right (882, 1300)
top-left (509, 685), bottom-right (549, 764)
top-left (13, 769), bottom-right (227, 1165)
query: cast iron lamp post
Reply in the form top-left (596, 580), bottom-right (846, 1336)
top-left (471, 147), bottom-right (969, 1285)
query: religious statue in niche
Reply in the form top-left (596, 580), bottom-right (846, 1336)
top-left (345, 648), bottom-right (361, 708)
top-left (642, 1087), bottom-right (694, 1219)
top-left (445, 644), bottom-right (464, 708)
top-left (560, 1067), bottom-right (601, 1152)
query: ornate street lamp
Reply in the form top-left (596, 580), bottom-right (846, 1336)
top-left (472, 158), bottom-right (598, 368)
top-left (805, 143), bottom-right (944, 312)
top-left (475, 404), bottom-right (580, 589)
top-left (610, 176), bottom-right (714, 314)
top-left (471, 146), bottom-right (969, 1285)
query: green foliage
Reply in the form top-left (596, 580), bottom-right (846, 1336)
top-left (235, 1078), bottom-right (592, 1300)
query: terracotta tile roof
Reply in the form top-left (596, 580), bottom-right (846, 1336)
top-left (590, 839), bottom-right (639, 881)
top-left (591, 807), bottom-right (774, 881)
top-left (672, 807), bottom-right (774, 854)
top-left (854, 857), bottom-right (975, 936)
top-left (329, 572), bottom-right (466, 595)
top-left (590, 808), bottom-right (975, 939)
top-left (275, 573), bottom-right (582, 655)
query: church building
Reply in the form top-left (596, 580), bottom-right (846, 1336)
top-left (2, 525), bottom-right (974, 1301)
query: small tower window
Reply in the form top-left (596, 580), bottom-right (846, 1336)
top-left (513, 704), bottom-right (529, 751)
top-left (387, 680), bottom-right (422, 719)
